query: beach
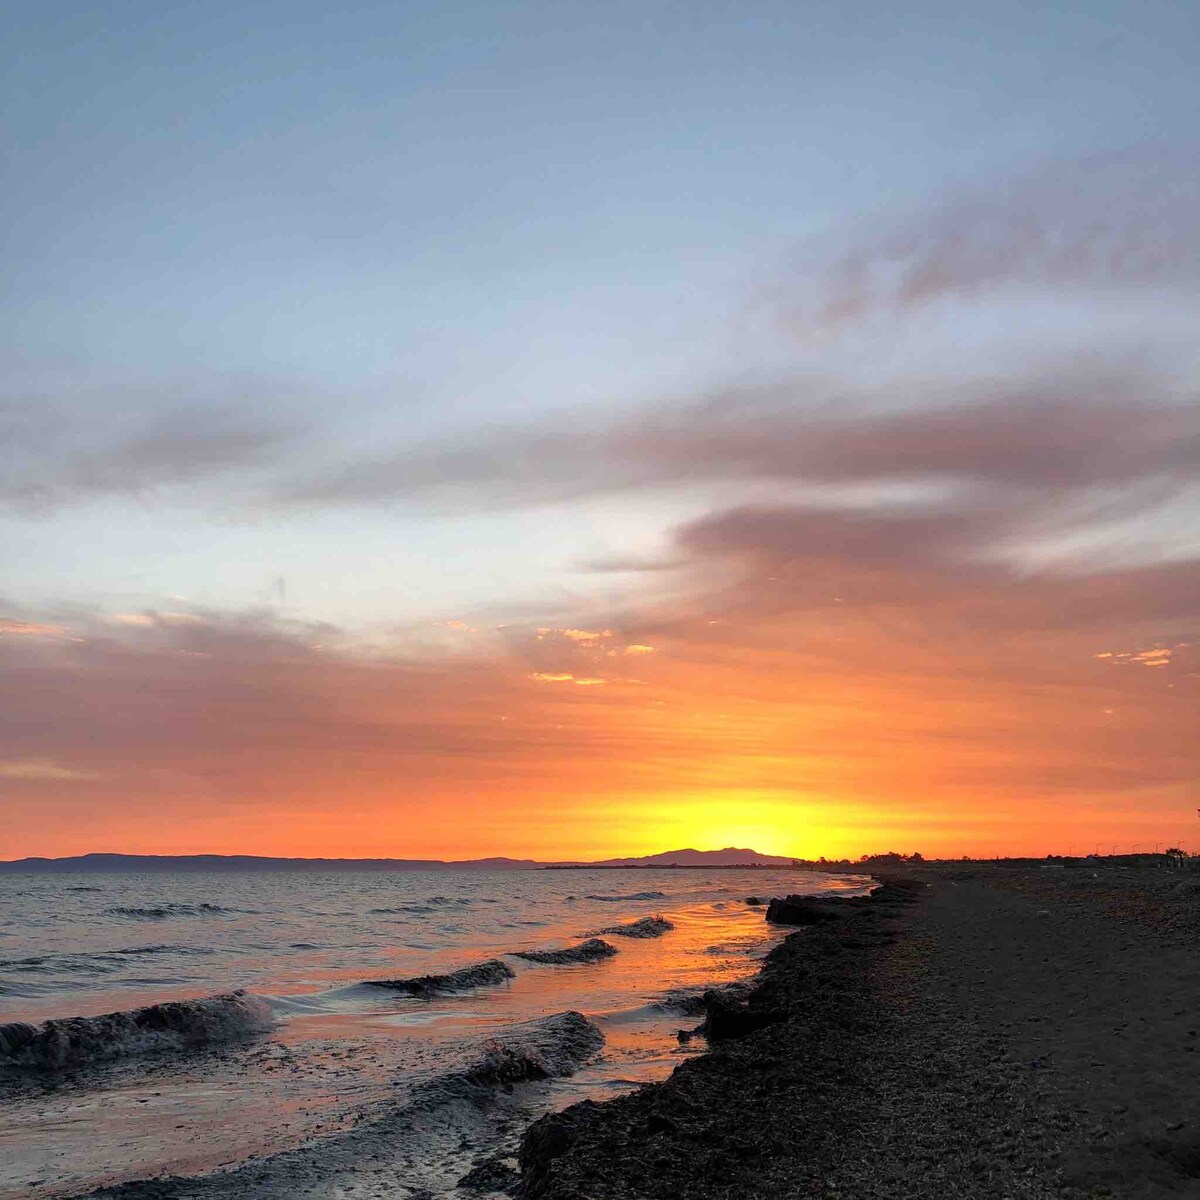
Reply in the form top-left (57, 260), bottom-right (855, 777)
top-left (9, 865), bottom-right (1200, 1198)
top-left (520, 867), bottom-right (1200, 1199)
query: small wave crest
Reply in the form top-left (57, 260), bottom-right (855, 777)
top-left (405, 1012), bottom-right (605, 1109)
top-left (0, 945), bottom-right (212, 976)
top-left (369, 896), bottom-right (474, 915)
top-left (512, 938), bottom-right (618, 965)
top-left (365, 958), bottom-right (515, 997)
top-left (587, 915), bottom-right (674, 939)
top-left (652, 987), bottom-right (708, 1016)
top-left (105, 903), bottom-right (235, 920)
top-left (466, 1010), bottom-right (604, 1086)
top-left (0, 989), bottom-right (275, 1071)
top-left (584, 890), bottom-right (667, 902)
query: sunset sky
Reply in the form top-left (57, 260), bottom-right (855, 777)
top-left (3, 1), bottom-right (1198, 861)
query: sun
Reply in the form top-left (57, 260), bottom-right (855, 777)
top-left (628, 792), bottom-right (812, 859)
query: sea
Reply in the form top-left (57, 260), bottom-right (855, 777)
top-left (0, 867), bottom-right (872, 1199)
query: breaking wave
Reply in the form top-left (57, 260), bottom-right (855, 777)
top-left (365, 958), bottom-right (515, 997)
top-left (583, 890), bottom-right (667, 902)
top-left (587, 915), bottom-right (674, 939)
top-left (512, 938), bottom-right (618, 965)
top-left (106, 903), bottom-right (236, 920)
top-left (0, 989), bottom-right (275, 1071)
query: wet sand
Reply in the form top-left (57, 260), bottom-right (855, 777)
top-left (518, 867), bottom-right (1200, 1199)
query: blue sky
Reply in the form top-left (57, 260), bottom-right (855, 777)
top-left (6, 0), bottom-right (1198, 629)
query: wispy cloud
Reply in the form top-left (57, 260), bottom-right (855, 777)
top-left (0, 759), bottom-right (100, 782)
top-left (782, 152), bottom-right (1200, 332)
top-left (0, 387), bottom-right (307, 515)
top-left (0, 618), bottom-right (67, 637)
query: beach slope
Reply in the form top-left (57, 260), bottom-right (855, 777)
top-left (519, 868), bottom-right (1200, 1199)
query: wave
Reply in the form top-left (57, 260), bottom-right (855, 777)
top-left (106, 903), bottom-right (236, 919)
top-left (406, 1010), bottom-right (606, 1107)
top-left (0, 945), bottom-right (213, 975)
top-left (365, 958), bottom-right (515, 998)
top-left (0, 989), bottom-right (275, 1071)
top-left (652, 987), bottom-right (708, 1016)
top-left (465, 1010), bottom-right (604, 1086)
top-left (587, 915), bottom-right (674, 939)
top-left (652, 979), bottom-right (754, 1017)
top-left (369, 896), bottom-right (474, 915)
top-left (68, 1011), bottom-right (605, 1197)
top-left (583, 890), bottom-right (667, 902)
top-left (512, 938), bottom-right (618, 965)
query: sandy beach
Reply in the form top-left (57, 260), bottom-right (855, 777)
top-left (518, 867), bottom-right (1200, 1199)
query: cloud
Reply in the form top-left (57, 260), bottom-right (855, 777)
top-left (784, 152), bottom-right (1200, 331)
top-left (265, 152), bottom-right (1200, 518)
top-left (269, 357), bottom-right (1199, 521)
top-left (0, 618), bottom-right (66, 637)
top-left (529, 672), bottom-right (607, 685)
top-left (0, 759), bottom-right (100, 782)
top-left (0, 388), bottom-right (306, 514)
top-left (2, 504), bottom-right (1196, 859)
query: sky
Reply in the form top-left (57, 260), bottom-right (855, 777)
top-left (2, 0), bottom-right (1199, 861)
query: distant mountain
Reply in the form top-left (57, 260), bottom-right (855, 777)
top-left (0, 852), bottom-right (544, 873)
top-left (0, 847), bottom-right (798, 872)
top-left (592, 847), bottom-right (797, 868)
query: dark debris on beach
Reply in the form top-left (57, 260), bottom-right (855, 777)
top-left (516, 879), bottom-right (1096, 1200)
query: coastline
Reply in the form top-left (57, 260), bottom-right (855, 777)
top-left (517, 867), bottom-right (1200, 1199)
top-left (28, 865), bottom-right (1200, 1198)
top-left (6, 869), bottom-right (821, 1200)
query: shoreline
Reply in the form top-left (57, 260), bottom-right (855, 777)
top-left (24, 865), bottom-right (1200, 1198)
top-left (516, 877), bottom-right (929, 1199)
top-left (6, 871), bottom-right (813, 1200)
top-left (516, 867), bottom-right (1200, 1199)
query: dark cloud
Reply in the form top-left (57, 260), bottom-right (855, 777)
top-left (676, 503), bottom-right (997, 567)
top-left (666, 500), bottom-right (1200, 632)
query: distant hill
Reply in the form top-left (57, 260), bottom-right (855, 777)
top-left (0, 847), bottom-right (798, 872)
top-left (0, 852), bottom-right (544, 873)
top-left (592, 847), bottom-right (797, 868)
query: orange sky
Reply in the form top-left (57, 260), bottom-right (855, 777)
top-left (2, 535), bottom-right (1195, 861)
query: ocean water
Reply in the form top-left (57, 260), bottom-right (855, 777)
top-left (0, 867), bottom-right (872, 1199)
